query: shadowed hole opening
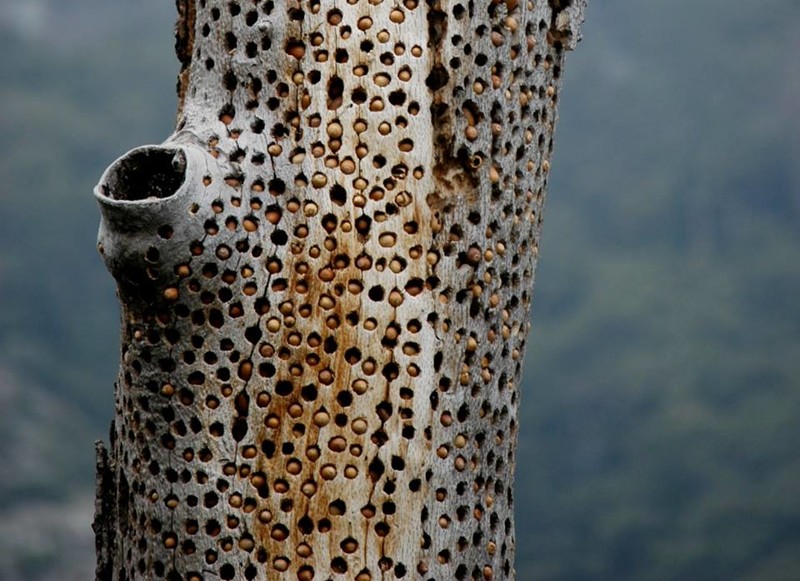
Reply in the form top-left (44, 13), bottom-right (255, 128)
top-left (102, 148), bottom-right (186, 201)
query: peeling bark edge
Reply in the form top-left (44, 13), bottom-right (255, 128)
top-left (548, 0), bottom-right (587, 50)
top-left (93, 439), bottom-right (116, 581)
top-left (175, 0), bottom-right (196, 125)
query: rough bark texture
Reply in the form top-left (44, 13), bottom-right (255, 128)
top-left (93, 0), bottom-right (585, 579)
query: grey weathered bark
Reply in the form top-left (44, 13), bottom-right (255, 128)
top-left (93, 0), bottom-right (585, 579)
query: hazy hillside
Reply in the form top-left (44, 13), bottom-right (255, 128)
top-left (1, 1), bottom-right (798, 579)
top-left (0, 0), bottom-right (174, 47)
top-left (517, 2), bottom-right (800, 578)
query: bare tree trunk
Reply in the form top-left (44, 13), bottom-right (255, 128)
top-left (93, 0), bottom-right (585, 579)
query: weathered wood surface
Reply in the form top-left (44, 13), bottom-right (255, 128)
top-left (94, 0), bottom-right (585, 579)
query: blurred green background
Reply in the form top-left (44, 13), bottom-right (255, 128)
top-left (1, 1), bottom-right (798, 579)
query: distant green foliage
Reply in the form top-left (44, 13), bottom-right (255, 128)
top-left (516, 2), bottom-right (800, 579)
top-left (1, 1), bottom-right (798, 579)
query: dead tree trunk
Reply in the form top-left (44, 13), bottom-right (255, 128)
top-left (93, 0), bottom-right (585, 579)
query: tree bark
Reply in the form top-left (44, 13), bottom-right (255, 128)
top-left (93, 0), bottom-right (585, 579)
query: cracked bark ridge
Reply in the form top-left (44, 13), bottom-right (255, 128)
top-left (94, 439), bottom-right (116, 581)
top-left (93, 0), bottom-right (585, 579)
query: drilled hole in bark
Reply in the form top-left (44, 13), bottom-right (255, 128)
top-left (327, 76), bottom-right (344, 109)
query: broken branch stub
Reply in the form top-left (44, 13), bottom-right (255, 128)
top-left (94, 0), bottom-right (585, 579)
